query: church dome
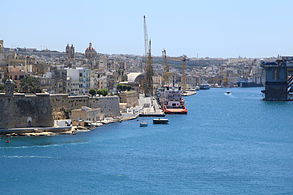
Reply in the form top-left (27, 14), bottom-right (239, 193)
top-left (85, 42), bottom-right (97, 59)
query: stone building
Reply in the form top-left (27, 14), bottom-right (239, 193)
top-left (66, 67), bottom-right (90, 95)
top-left (66, 44), bottom-right (75, 59)
top-left (118, 91), bottom-right (139, 108)
top-left (0, 40), bottom-right (3, 52)
top-left (90, 71), bottom-right (107, 90)
top-left (71, 106), bottom-right (104, 122)
top-left (98, 55), bottom-right (107, 70)
top-left (85, 43), bottom-right (97, 59)
top-left (41, 65), bottom-right (67, 94)
top-left (8, 65), bottom-right (27, 80)
top-left (0, 40), bottom-right (4, 63)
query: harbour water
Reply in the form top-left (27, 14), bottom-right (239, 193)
top-left (1, 88), bottom-right (293, 194)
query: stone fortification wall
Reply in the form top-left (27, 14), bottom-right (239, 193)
top-left (89, 96), bottom-right (120, 117)
top-left (50, 95), bottom-right (89, 119)
top-left (0, 93), bottom-right (54, 128)
top-left (50, 95), bottom-right (120, 119)
top-left (0, 93), bottom-right (120, 128)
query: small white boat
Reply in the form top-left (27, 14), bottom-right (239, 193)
top-left (140, 122), bottom-right (148, 127)
top-left (225, 91), bottom-right (232, 95)
top-left (182, 90), bottom-right (197, 96)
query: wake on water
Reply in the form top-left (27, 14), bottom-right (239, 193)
top-left (0, 140), bottom-right (88, 149)
top-left (0, 155), bottom-right (52, 159)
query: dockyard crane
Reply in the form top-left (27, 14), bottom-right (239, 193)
top-left (144, 40), bottom-right (154, 96)
top-left (162, 49), bottom-right (171, 86)
top-left (143, 16), bottom-right (149, 58)
top-left (143, 16), bottom-right (153, 97)
top-left (181, 55), bottom-right (187, 91)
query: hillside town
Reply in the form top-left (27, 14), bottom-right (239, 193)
top-left (0, 40), bottom-right (267, 93)
top-left (0, 39), bottom-right (268, 135)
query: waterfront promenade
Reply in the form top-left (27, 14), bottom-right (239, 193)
top-left (138, 94), bottom-right (165, 117)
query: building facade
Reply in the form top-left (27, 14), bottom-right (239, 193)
top-left (66, 44), bottom-right (75, 59)
top-left (66, 67), bottom-right (90, 95)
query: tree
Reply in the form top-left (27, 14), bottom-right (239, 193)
top-left (97, 89), bottom-right (108, 96)
top-left (2, 77), bottom-right (8, 84)
top-left (20, 76), bottom-right (42, 93)
top-left (117, 83), bottom-right (132, 91)
top-left (89, 89), bottom-right (97, 97)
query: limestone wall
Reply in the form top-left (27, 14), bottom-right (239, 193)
top-left (50, 94), bottom-right (120, 119)
top-left (89, 96), bottom-right (120, 117)
top-left (0, 93), bottom-right (54, 128)
top-left (0, 93), bottom-right (120, 128)
top-left (118, 91), bottom-right (139, 108)
top-left (50, 95), bottom-right (89, 112)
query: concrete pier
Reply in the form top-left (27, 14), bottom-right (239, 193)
top-left (138, 95), bottom-right (165, 117)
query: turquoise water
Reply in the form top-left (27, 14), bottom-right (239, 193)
top-left (1, 88), bottom-right (293, 195)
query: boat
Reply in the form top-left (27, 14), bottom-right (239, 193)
top-left (199, 84), bottom-right (210, 90)
top-left (182, 90), bottom-right (197, 96)
top-left (225, 91), bottom-right (231, 95)
top-left (163, 105), bottom-right (188, 114)
top-left (156, 86), bottom-right (188, 114)
top-left (237, 80), bottom-right (263, 88)
top-left (153, 118), bottom-right (169, 124)
top-left (140, 122), bottom-right (148, 127)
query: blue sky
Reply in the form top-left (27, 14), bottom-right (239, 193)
top-left (1, 0), bottom-right (293, 58)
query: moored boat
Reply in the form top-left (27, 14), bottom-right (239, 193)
top-left (163, 106), bottom-right (188, 114)
top-left (199, 84), bottom-right (210, 90)
top-left (153, 118), bottom-right (169, 124)
top-left (156, 86), bottom-right (188, 114)
top-left (140, 122), bottom-right (148, 127)
top-left (182, 90), bottom-right (197, 96)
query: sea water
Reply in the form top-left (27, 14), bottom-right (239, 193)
top-left (1, 88), bottom-right (293, 194)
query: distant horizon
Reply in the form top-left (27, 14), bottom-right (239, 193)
top-left (1, 0), bottom-right (293, 58)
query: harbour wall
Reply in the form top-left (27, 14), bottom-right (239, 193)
top-left (0, 93), bottom-right (121, 129)
top-left (50, 95), bottom-right (121, 119)
top-left (0, 93), bottom-right (54, 128)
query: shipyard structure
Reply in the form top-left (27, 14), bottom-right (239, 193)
top-left (261, 56), bottom-right (293, 101)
